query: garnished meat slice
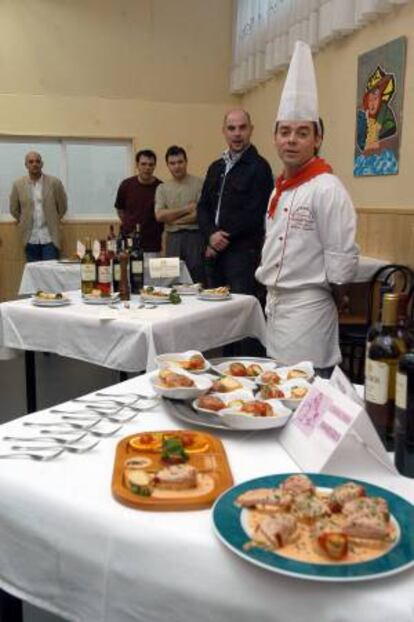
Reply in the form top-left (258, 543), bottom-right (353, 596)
top-left (292, 493), bottom-right (331, 523)
top-left (236, 488), bottom-right (292, 509)
top-left (257, 514), bottom-right (297, 548)
top-left (281, 474), bottom-right (315, 496)
top-left (154, 464), bottom-right (197, 490)
top-left (343, 514), bottom-right (389, 540)
top-left (342, 496), bottom-right (389, 522)
top-left (329, 482), bottom-right (366, 512)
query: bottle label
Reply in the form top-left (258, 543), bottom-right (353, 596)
top-left (113, 265), bottom-right (121, 282)
top-left (98, 265), bottom-right (111, 283)
top-left (131, 260), bottom-right (143, 274)
top-left (396, 371), bottom-right (407, 410)
top-left (81, 264), bottom-right (96, 281)
top-left (365, 360), bottom-right (389, 405)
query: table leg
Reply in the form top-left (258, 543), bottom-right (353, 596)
top-left (0, 589), bottom-right (23, 622)
top-left (25, 350), bottom-right (37, 413)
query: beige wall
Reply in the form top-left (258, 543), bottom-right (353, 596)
top-left (241, 2), bottom-right (414, 209)
top-left (0, 0), bottom-right (236, 178)
top-left (0, 0), bottom-right (236, 299)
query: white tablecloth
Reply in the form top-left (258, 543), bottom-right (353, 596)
top-left (18, 258), bottom-right (192, 295)
top-left (0, 373), bottom-right (412, 622)
top-left (0, 292), bottom-right (266, 372)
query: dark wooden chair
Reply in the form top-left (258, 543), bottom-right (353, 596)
top-left (339, 264), bottom-right (414, 384)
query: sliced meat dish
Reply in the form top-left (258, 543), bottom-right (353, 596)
top-left (281, 474), bottom-right (315, 496)
top-left (236, 488), bottom-right (292, 509)
top-left (343, 513), bottom-right (389, 540)
top-left (292, 493), bottom-right (331, 524)
top-left (329, 482), bottom-right (366, 512)
top-left (342, 496), bottom-right (389, 522)
top-left (154, 464), bottom-right (197, 490)
top-left (257, 514), bottom-right (297, 548)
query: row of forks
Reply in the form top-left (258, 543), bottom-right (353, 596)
top-left (1, 391), bottom-right (159, 460)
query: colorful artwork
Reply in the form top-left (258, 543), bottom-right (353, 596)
top-left (354, 37), bottom-right (406, 177)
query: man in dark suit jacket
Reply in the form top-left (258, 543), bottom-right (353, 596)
top-left (197, 109), bottom-right (274, 296)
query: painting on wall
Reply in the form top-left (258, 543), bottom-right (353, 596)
top-left (354, 36), bottom-right (406, 177)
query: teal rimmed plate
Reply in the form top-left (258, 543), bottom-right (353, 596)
top-left (212, 473), bottom-right (414, 582)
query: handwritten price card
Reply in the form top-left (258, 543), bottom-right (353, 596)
top-left (149, 257), bottom-right (180, 279)
top-left (279, 377), bottom-right (363, 472)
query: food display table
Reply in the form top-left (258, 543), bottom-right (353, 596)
top-left (0, 292), bottom-right (266, 411)
top-left (0, 372), bottom-right (412, 622)
top-left (18, 258), bottom-right (192, 295)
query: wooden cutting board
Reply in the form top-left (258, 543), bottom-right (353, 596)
top-left (112, 429), bottom-right (233, 511)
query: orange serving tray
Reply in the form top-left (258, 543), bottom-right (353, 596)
top-left (111, 430), bottom-right (234, 511)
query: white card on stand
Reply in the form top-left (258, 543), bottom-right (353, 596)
top-left (149, 257), bottom-right (180, 279)
top-left (278, 373), bottom-right (396, 475)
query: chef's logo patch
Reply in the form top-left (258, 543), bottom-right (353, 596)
top-left (290, 205), bottom-right (315, 231)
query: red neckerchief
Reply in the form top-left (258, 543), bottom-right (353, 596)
top-left (267, 157), bottom-right (333, 218)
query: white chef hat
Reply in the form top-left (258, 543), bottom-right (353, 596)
top-left (276, 40), bottom-right (319, 124)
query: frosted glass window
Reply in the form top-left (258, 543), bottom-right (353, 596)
top-left (66, 141), bottom-right (130, 217)
top-left (0, 137), bottom-right (132, 219)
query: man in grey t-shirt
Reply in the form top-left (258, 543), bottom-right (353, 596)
top-left (155, 146), bottom-right (205, 284)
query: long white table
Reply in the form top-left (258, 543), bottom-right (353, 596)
top-left (0, 292), bottom-right (266, 411)
top-left (18, 258), bottom-right (192, 295)
top-left (0, 373), bottom-right (412, 622)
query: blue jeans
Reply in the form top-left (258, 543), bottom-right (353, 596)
top-left (25, 243), bottom-right (59, 262)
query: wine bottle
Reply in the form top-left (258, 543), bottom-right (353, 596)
top-left (395, 348), bottom-right (414, 477)
top-left (112, 238), bottom-right (122, 293)
top-left (80, 237), bottom-right (96, 295)
top-left (96, 239), bottom-right (111, 296)
top-left (119, 244), bottom-right (130, 301)
top-left (365, 293), bottom-right (407, 451)
top-left (129, 224), bottom-right (144, 294)
top-left (107, 224), bottom-right (116, 261)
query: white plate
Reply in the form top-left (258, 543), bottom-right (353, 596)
top-left (192, 389), bottom-right (254, 415)
top-left (267, 378), bottom-right (312, 411)
top-left (197, 293), bottom-right (232, 301)
top-left (149, 369), bottom-right (212, 400)
top-left (213, 473), bottom-right (414, 582)
top-left (140, 295), bottom-right (171, 305)
top-left (31, 297), bottom-right (70, 307)
top-left (210, 375), bottom-right (257, 393)
top-left (219, 399), bottom-right (292, 430)
top-left (156, 350), bottom-right (210, 374)
top-left (214, 360), bottom-right (276, 380)
top-left (276, 361), bottom-right (315, 382)
top-left (82, 294), bottom-right (120, 305)
top-left (58, 258), bottom-right (80, 264)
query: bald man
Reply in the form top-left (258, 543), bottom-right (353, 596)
top-left (197, 109), bottom-right (273, 295)
top-left (10, 151), bottom-right (67, 261)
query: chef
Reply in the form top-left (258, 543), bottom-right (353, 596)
top-left (255, 41), bottom-right (359, 376)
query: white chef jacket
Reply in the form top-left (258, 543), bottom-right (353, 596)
top-left (255, 172), bottom-right (359, 368)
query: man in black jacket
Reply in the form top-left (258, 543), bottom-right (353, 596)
top-left (197, 109), bottom-right (274, 295)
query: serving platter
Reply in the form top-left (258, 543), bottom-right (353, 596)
top-left (112, 430), bottom-right (233, 511)
top-left (213, 473), bottom-right (414, 582)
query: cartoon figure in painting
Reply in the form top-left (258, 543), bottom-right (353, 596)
top-left (356, 65), bottom-right (397, 153)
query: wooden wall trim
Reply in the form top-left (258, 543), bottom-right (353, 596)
top-left (357, 206), bottom-right (414, 215)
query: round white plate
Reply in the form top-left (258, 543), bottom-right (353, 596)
top-left (140, 295), bottom-right (170, 305)
top-left (174, 284), bottom-right (201, 295)
top-left (219, 399), bottom-right (292, 430)
top-left (213, 473), bottom-right (414, 582)
top-left (82, 294), bottom-right (120, 305)
top-left (31, 297), bottom-right (70, 307)
top-left (197, 293), bottom-right (232, 301)
top-left (58, 259), bottom-right (80, 264)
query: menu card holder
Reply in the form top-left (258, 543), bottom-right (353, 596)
top-left (148, 257), bottom-right (180, 287)
top-left (278, 369), bottom-right (397, 477)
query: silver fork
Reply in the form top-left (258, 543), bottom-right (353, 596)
top-left (0, 449), bottom-right (65, 460)
top-left (61, 411), bottom-right (137, 423)
top-left (96, 391), bottom-right (158, 400)
top-left (3, 432), bottom-right (88, 444)
top-left (39, 425), bottom-right (123, 438)
top-left (11, 441), bottom-right (100, 454)
top-left (24, 419), bottom-right (101, 430)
